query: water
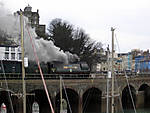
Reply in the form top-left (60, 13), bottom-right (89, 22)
top-left (95, 108), bottom-right (150, 113)
top-left (124, 109), bottom-right (150, 113)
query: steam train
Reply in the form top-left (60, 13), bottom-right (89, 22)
top-left (0, 60), bottom-right (90, 78)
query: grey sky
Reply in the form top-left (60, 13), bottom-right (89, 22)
top-left (2, 0), bottom-right (150, 52)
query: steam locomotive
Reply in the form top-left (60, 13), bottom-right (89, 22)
top-left (0, 60), bottom-right (90, 78)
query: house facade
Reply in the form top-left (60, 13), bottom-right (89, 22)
top-left (0, 45), bottom-right (22, 61)
top-left (17, 5), bottom-right (46, 38)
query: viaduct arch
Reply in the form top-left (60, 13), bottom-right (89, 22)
top-left (1, 75), bottom-right (150, 113)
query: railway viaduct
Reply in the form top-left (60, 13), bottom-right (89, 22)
top-left (0, 74), bottom-right (150, 113)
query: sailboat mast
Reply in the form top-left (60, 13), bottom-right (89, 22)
top-left (20, 11), bottom-right (26, 113)
top-left (111, 27), bottom-right (115, 113)
top-left (106, 45), bottom-right (111, 113)
top-left (60, 76), bottom-right (63, 112)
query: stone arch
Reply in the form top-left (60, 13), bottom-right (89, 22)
top-left (0, 90), bottom-right (18, 113)
top-left (82, 87), bottom-right (102, 113)
top-left (27, 84), bottom-right (45, 93)
top-left (55, 88), bottom-right (79, 113)
top-left (27, 89), bottom-right (53, 113)
top-left (54, 84), bottom-right (79, 97)
top-left (138, 84), bottom-right (149, 91)
top-left (120, 82), bottom-right (138, 94)
top-left (136, 81), bottom-right (150, 90)
top-left (137, 84), bottom-right (150, 108)
top-left (82, 86), bottom-right (102, 95)
top-left (121, 85), bottom-right (136, 111)
top-left (0, 88), bottom-right (17, 95)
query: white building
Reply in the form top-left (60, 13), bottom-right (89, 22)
top-left (0, 45), bottom-right (22, 61)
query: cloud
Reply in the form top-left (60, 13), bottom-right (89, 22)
top-left (3, 0), bottom-right (150, 52)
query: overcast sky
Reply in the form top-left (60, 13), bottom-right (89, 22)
top-left (2, 0), bottom-right (150, 52)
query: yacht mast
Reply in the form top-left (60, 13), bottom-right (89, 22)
top-left (106, 45), bottom-right (111, 113)
top-left (60, 76), bottom-right (63, 113)
top-left (111, 27), bottom-right (115, 113)
top-left (20, 11), bottom-right (26, 113)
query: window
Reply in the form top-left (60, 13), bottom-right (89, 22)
top-left (18, 53), bottom-right (22, 60)
top-left (34, 21), bottom-right (36, 24)
top-left (18, 47), bottom-right (21, 52)
top-left (5, 47), bottom-right (9, 51)
top-left (11, 53), bottom-right (15, 60)
top-left (5, 53), bottom-right (9, 59)
top-left (12, 66), bottom-right (15, 73)
top-left (11, 47), bottom-right (15, 52)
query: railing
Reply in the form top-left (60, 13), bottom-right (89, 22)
top-left (0, 73), bottom-right (93, 79)
top-left (0, 72), bottom-right (149, 80)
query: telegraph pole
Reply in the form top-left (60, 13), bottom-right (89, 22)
top-left (20, 11), bottom-right (26, 113)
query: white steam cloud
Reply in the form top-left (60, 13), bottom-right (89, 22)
top-left (0, 3), bottom-right (79, 64)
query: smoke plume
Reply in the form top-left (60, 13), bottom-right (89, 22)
top-left (0, 4), bottom-right (79, 64)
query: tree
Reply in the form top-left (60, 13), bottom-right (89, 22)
top-left (47, 18), bottom-right (103, 68)
top-left (72, 28), bottom-right (103, 68)
top-left (47, 18), bottom-right (74, 52)
top-left (72, 28), bottom-right (89, 55)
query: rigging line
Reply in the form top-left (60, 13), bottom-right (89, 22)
top-left (0, 60), bottom-right (14, 113)
top-left (61, 77), bottom-right (72, 113)
top-left (115, 34), bottom-right (120, 52)
top-left (82, 76), bottom-right (96, 112)
top-left (115, 34), bottom-right (137, 113)
top-left (114, 74), bottom-right (124, 113)
top-left (124, 72), bottom-right (137, 113)
top-left (82, 88), bottom-right (94, 113)
top-left (82, 89), bottom-right (90, 113)
top-left (114, 34), bottom-right (125, 113)
top-left (26, 94), bottom-right (33, 112)
top-left (25, 24), bottom-right (55, 113)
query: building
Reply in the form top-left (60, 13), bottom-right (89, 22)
top-left (132, 49), bottom-right (150, 72)
top-left (92, 49), bottom-right (119, 73)
top-left (117, 53), bottom-right (133, 72)
top-left (0, 44), bottom-right (22, 61)
top-left (0, 44), bottom-right (22, 73)
top-left (23, 5), bottom-right (39, 28)
top-left (22, 5), bottom-right (46, 37)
